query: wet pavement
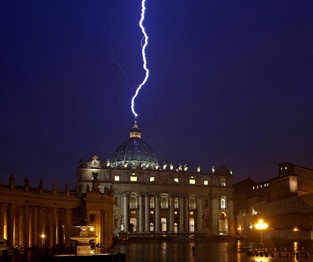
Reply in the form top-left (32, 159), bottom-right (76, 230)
top-left (1, 236), bottom-right (313, 262)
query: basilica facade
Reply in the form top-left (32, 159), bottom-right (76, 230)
top-left (77, 121), bottom-right (235, 237)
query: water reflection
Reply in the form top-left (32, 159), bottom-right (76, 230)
top-left (115, 238), bottom-right (313, 262)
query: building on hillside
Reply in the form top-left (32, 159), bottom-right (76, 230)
top-left (234, 163), bottom-right (313, 240)
top-left (0, 176), bottom-right (113, 249)
top-left (77, 121), bottom-right (235, 237)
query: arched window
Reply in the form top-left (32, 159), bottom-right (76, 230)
top-left (220, 196), bottom-right (227, 209)
top-left (189, 197), bottom-right (196, 209)
top-left (130, 195), bottom-right (138, 209)
top-left (161, 197), bottom-right (168, 209)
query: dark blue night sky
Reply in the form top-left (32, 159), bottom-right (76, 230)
top-left (1, 0), bottom-right (312, 188)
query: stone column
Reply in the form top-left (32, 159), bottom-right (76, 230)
top-left (31, 207), bottom-right (38, 247)
top-left (49, 208), bottom-right (54, 248)
top-left (55, 208), bottom-right (59, 245)
top-left (211, 195), bottom-right (219, 236)
top-left (24, 206), bottom-right (30, 248)
top-left (185, 197), bottom-right (189, 232)
top-left (154, 194), bottom-right (160, 233)
top-left (8, 204), bottom-right (15, 246)
top-left (65, 208), bottom-right (72, 226)
top-left (0, 204), bottom-right (5, 239)
top-left (138, 194), bottom-right (143, 232)
top-left (37, 207), bottom-right (44, 248)
top-left (197, 197), bottom-right (203, 232)
top-left (144, 194), bottom-right (149, 232)
top-left (179, 196), bottom-right (184, 233)
top-left (122, 193), bottom-right (129, 232)
top-left (169, 196), bottom-right (174, 232)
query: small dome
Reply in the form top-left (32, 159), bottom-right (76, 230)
top-left (111, 121), bottom-right (158, 169)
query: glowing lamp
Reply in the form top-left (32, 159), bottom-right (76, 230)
top-left (255, 219), bottom-right (268, 246)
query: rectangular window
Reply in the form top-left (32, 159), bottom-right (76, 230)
top-left (174, 178), bottom-right (179, 183)
top-left (204, 180), bottom-right (208, 185)
top-left (114, 176), bottom-right (120, 181)
top-left (150, 197), bottom-right (155, 208)
top-left (130, 176), bottom-right (137, 182)
top-left (220, 177), bottom-right (226, 187)
top-left (150, 176), bottom-right (155, 182)
top-left (174, 198), bottom-right (179, 209)
top-left (189, 179), bottom-right (196, 184)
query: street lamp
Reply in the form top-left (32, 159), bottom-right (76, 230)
top-left (254, 219), bottom-right (268, 246)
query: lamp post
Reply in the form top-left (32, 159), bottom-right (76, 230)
top-left (254, 219), bottom-right (268, 247)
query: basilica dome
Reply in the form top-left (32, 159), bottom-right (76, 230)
top-left (110, 121), bottom-right (158, 169)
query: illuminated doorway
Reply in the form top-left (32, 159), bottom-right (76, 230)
top-left (218, 212), bottom-right (228, 235)
top-left (174, 223), bottom-right (178, 233)
top-left (189, 218), bottom-right (195, 232)
top-left (161, 218), bottom-right (167, 232)
top-left (150, 222), bottom-right (154, 232)
top-left (129, 218), bottom-right (137, 232)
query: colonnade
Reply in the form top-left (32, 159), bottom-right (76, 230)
top-left (0, 203), bottom-right (73, 248)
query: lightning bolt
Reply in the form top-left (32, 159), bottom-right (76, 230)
top-left (131, 0), bottom-right (149, 118)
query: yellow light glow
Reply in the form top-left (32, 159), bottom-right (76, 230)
top-left (89, 226), bottom-right (95, 232)
top-left (41, 233), bottom-right (46, 239)
top-left (254, 219), bottom-right (268, 230)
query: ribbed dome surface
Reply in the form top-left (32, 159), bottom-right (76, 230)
top-left (110, 121), bottom-right (158, 169)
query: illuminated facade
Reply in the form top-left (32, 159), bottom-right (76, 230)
top-left (77, 122), bottom-right (235, 237)
top-left (235, 163), bottom-right (313, 240)
top-left (0, 176), bottom-right (113, 249)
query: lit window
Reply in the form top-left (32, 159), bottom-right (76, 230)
top-left (204, 180), bottom-right (208, 185)
top-left (161, 197), bottom-right (168, 209)
top-left (174, 178), bottom-right (179, 183)
top-left (190, 211), bottom-right (194, 215)
top-left (285, 166), bottom-right (287, 170)
top-left (174, 198), bottom-right (179, 208)
top-left (253, 186), bottom-right (255, 190)
top-left (131, 211), bottom-right (136, 214)
top-left (189, 179), bottom-right (196, 184)
top-left (150, 211), bottom-right (154, 214)
top-left (220, 196), bottom-right (227, 209)
top-left (150, 197), bottom-right (155, 208)
top-left (174, 211), bottom-right (178, 215)
top-left (220, 178), bottom-right (226, 186)
top-left (150, 176), bottom-right (155, 182)
top-left (130, 176), bottom-right (137, 182)
top-left (114, 176), bottom-right (120, 181)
